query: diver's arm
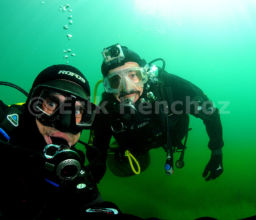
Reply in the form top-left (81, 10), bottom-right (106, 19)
top-left (87, 112), bottom-right (112, 183)
top-left (162, 71), bottom-right (224, 180)
top-left (0, 101), bottom-right (11, 142)
top-left (160, 71), bottom-right (224, 150)
top-left (184, 84), bottom-right (224, 151)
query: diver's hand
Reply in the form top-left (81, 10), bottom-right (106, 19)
top-left (202, 149), bottom-right (223, 181)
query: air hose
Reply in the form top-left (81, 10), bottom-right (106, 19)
top-left (93, 79), bottom-right (103, 105)
top-left (87, 79), bottom-right (104, 146)
top-left (0, 81), bottom-right (28, 97)
top-left (148, 58), bottom-right (166, 72)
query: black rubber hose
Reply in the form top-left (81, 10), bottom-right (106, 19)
top-left (0, 81), bottom-right (28, 97)
top-left (148, 58), bottom-right (166, 72)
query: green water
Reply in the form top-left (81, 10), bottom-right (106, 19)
top-left (1, 0), bottom-right (256, 219)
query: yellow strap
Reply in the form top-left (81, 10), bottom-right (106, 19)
top-left (93, 79), bottom-right (103, 104)
top-left (125, 150), bottom-right (141, 175)
top-left (8, 102), bottom-right (25, 107)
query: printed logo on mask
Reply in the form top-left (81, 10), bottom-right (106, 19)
top-left (58, 70), bottom-right (86, 83)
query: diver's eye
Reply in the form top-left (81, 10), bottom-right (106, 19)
top-left (74, 104), bottom-right (85, 124)
top-left (128, 71), bottom-right (140, 82)
top-left (75, 108), bottom-right (83, 116)
top-left (41, 97), bottom-right (59, 115)
top-left (48, 101), bottom-right (57, 109)
top-left (129, 72), bottom-right (137, 78)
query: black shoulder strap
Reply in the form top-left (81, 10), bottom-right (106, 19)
top-left (157, 71), bottom-right (175, 174)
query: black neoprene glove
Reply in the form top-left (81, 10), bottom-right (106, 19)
top-left (203, 149), bottom-right (223, 181)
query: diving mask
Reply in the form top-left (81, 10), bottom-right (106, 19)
top-left (29, 88), bottom-right (96, 134)
top-left (103, 67), bottom-right (148, 97)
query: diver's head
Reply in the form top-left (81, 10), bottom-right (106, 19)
top-left (107, 62), bottom-right (145, 103)
top-left (26, 64), bottom-right (96, 146)
top-left (101, 44), bottom-right (147, 103)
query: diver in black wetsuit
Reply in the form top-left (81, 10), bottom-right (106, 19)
top-left (87, 44), bottom-right (224, 182)
top-left (0, 64), bottom-right (146, 220)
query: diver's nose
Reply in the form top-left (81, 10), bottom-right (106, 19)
top-left (122, 76), bottom-right (134, 92)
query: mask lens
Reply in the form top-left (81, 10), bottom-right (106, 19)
top-left (42, 96), bottom-right (59, 115)
top-left (35, 90), bottom-right (61, 116)
top-left (109, 74), bottom-right (121, 89)
top-left (75, 104), bottom-right (84, 124)
top-left (104, 67), bottom-right (145, 94)
top-left (127, 69), bottom-right (143, 83)
top-left (75, 100), bottom-right (96, 128)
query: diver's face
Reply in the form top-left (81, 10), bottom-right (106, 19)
top-left (36, 120), bottom-right (81, 147)
top-left (35, 93), bottom-right (82, 147)
top-left (108, 62), bottom-right (144, 103)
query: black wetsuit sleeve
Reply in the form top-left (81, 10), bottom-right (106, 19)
top-left (0, 100), bottom-right (10, 141)
top-left (161, 71), bottom-right (224, 150)
top-left (0, 100), bottom-right (8, 122)
top-left (86, 110), bottom-right (112, 183)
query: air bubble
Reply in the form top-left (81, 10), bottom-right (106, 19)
top-left (66, 34), bottom-right (72, 40)
top-left (62, 4), bottom-right (70, 11)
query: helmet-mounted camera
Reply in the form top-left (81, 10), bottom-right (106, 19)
top-left (102, 44), bottom-right (125, 65)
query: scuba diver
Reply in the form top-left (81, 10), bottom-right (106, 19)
top-left (0, 64), bottom-right (146, 219)
top-left (87, 44), bottom-right (224, 182)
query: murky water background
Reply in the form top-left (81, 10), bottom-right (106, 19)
top-left (1, 1), bottom-right (256, 219)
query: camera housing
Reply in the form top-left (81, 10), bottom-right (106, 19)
top-left (102, 44), bottom-right (125, 65)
